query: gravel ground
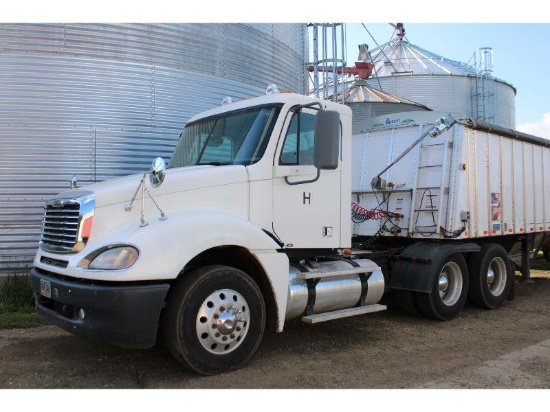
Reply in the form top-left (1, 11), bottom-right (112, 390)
top-left (1, 260), bottom-right (549, 391)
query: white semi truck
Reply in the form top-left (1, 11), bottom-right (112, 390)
top-left (30, 88), bottom-right (550, 374)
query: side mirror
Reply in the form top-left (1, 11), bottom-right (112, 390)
top-left (149, 157), bottom-right (166, 188)
top-left (314, 110), bottom-right (340, 170)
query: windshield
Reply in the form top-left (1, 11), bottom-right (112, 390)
top-left (169, 105), bottom-right (281, 168)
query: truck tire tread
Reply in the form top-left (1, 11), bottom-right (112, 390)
top-left (416, 253), bottom-right (469, 321)
top-left (468, 243), bottom-right (513, 309)
top-left (163, 264), bottom-right (265, 375)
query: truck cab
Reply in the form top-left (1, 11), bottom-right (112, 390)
top-left (30, 91), bottom-right (386, 374)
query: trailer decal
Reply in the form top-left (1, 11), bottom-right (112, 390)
top-left (491, 192), bottom-right (501, 232)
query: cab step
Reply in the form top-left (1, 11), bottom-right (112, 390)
top-left (302, 304), bottom-right (387, 324)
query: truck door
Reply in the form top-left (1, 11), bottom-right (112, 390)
top-left (272, 108), bottom-right (342, 249)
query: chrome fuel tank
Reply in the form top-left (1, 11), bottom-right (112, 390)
top-left (285, 259), bottom-right (385, 320)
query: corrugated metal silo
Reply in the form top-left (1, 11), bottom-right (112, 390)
top-left (340, 80), bottom-right (431, 133)
top-left (365, 37), bottom-right (516, 129)
top-left (0, 23), bottom-right (308, 272)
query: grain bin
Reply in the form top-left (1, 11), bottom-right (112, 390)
top-left (366, 37), bottom-right (516, 129)
top-left (0, 23), bottom-right (308, 271)
top-left (340, 80), bottom-right (431, 133)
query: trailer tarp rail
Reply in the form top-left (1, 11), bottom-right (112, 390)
top-left (458, 117), bottom-right (550, 148)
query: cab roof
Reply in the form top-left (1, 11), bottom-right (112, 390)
top-left (187, 92), bottom-right (351, 123)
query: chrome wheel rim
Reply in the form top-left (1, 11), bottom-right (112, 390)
top-left (196, 289), bottom-right (250, 355)
top-left (487, 257), bottom-right (507, 296)
top-left (438, 262), bottom-right (463, 306)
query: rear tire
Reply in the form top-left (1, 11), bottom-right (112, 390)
top-left (163, 265), bottom-right (265, 375)
top-left (468, 243), bottom-right (513, 309)
top-left (416, 253), bottom-right (469, 321)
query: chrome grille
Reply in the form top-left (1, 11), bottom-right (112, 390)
top-left (39, 191), bottom-right (95, 254)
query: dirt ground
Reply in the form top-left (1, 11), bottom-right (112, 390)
top-left (1, 259), bottom-right (549, 390)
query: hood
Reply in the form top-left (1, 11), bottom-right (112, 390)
top-left (52, 165), bottom-right (250, 208)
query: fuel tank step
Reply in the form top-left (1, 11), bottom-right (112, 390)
top-left (301, 304), bottom-right (387, 324)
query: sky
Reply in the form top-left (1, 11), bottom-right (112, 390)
top-left (341, 23), bottom-right (550, 137)
top-left (5, 1), bottom-right (550, 138)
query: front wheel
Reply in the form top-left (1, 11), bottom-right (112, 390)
top-left (163, 265), bottom-right (266, 375)
top-left (416, 253), bottom-right (469, 321)
top-left (468, 243), bottom-right (513, 309)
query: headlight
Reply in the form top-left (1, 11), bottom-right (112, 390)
top-left (80, 246), bottom-right (139, 270)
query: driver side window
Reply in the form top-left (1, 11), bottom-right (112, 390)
top-left (279, 112), bottom-right (316, 165)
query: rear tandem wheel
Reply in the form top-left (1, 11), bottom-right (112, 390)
top-left (416, 253), bottom-right (469, 321)
top-left (468, 243), bottom-right (513, 309)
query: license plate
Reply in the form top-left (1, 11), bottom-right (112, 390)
top-left (40, 279), bottom-right (51, 299)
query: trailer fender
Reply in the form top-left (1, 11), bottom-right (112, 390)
top-left (389, 242), bottom-right (481, 293)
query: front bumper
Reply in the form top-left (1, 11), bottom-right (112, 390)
top-left (30, 268), bottom-right (170, 349)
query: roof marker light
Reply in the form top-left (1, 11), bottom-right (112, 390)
top-left (266, 84), bottom-right (279, 95)
top-left (222, 96), bottom-right (233, 106)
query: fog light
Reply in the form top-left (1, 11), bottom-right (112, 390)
top-left (61, 304), bottom-right (72, 317)
top-left (79, 309), bottom-right (86, 320)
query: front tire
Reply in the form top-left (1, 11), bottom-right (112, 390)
top-left (417, 253), bottom-right (469, 321)
top-left (163, 265), bottom-right (266, 375)
top-left (468, 243), bottom-right (513, 309)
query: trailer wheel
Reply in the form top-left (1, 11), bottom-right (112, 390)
top-left (163, 265), bottom-right (265, 375)
top-left (468, 244), bottom-right (513, 309)
top-left (416, 253), bottom-right (469, 321)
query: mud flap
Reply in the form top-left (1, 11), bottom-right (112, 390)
top-left (389, 242), bottom-right (481, 293)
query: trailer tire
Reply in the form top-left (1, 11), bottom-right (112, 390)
top-left (163, 265), bottom-right (265, 375)
top-left (468, 243), bottom-right (513, 309)
top-left (416, 253), bottom-right (469, 321)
